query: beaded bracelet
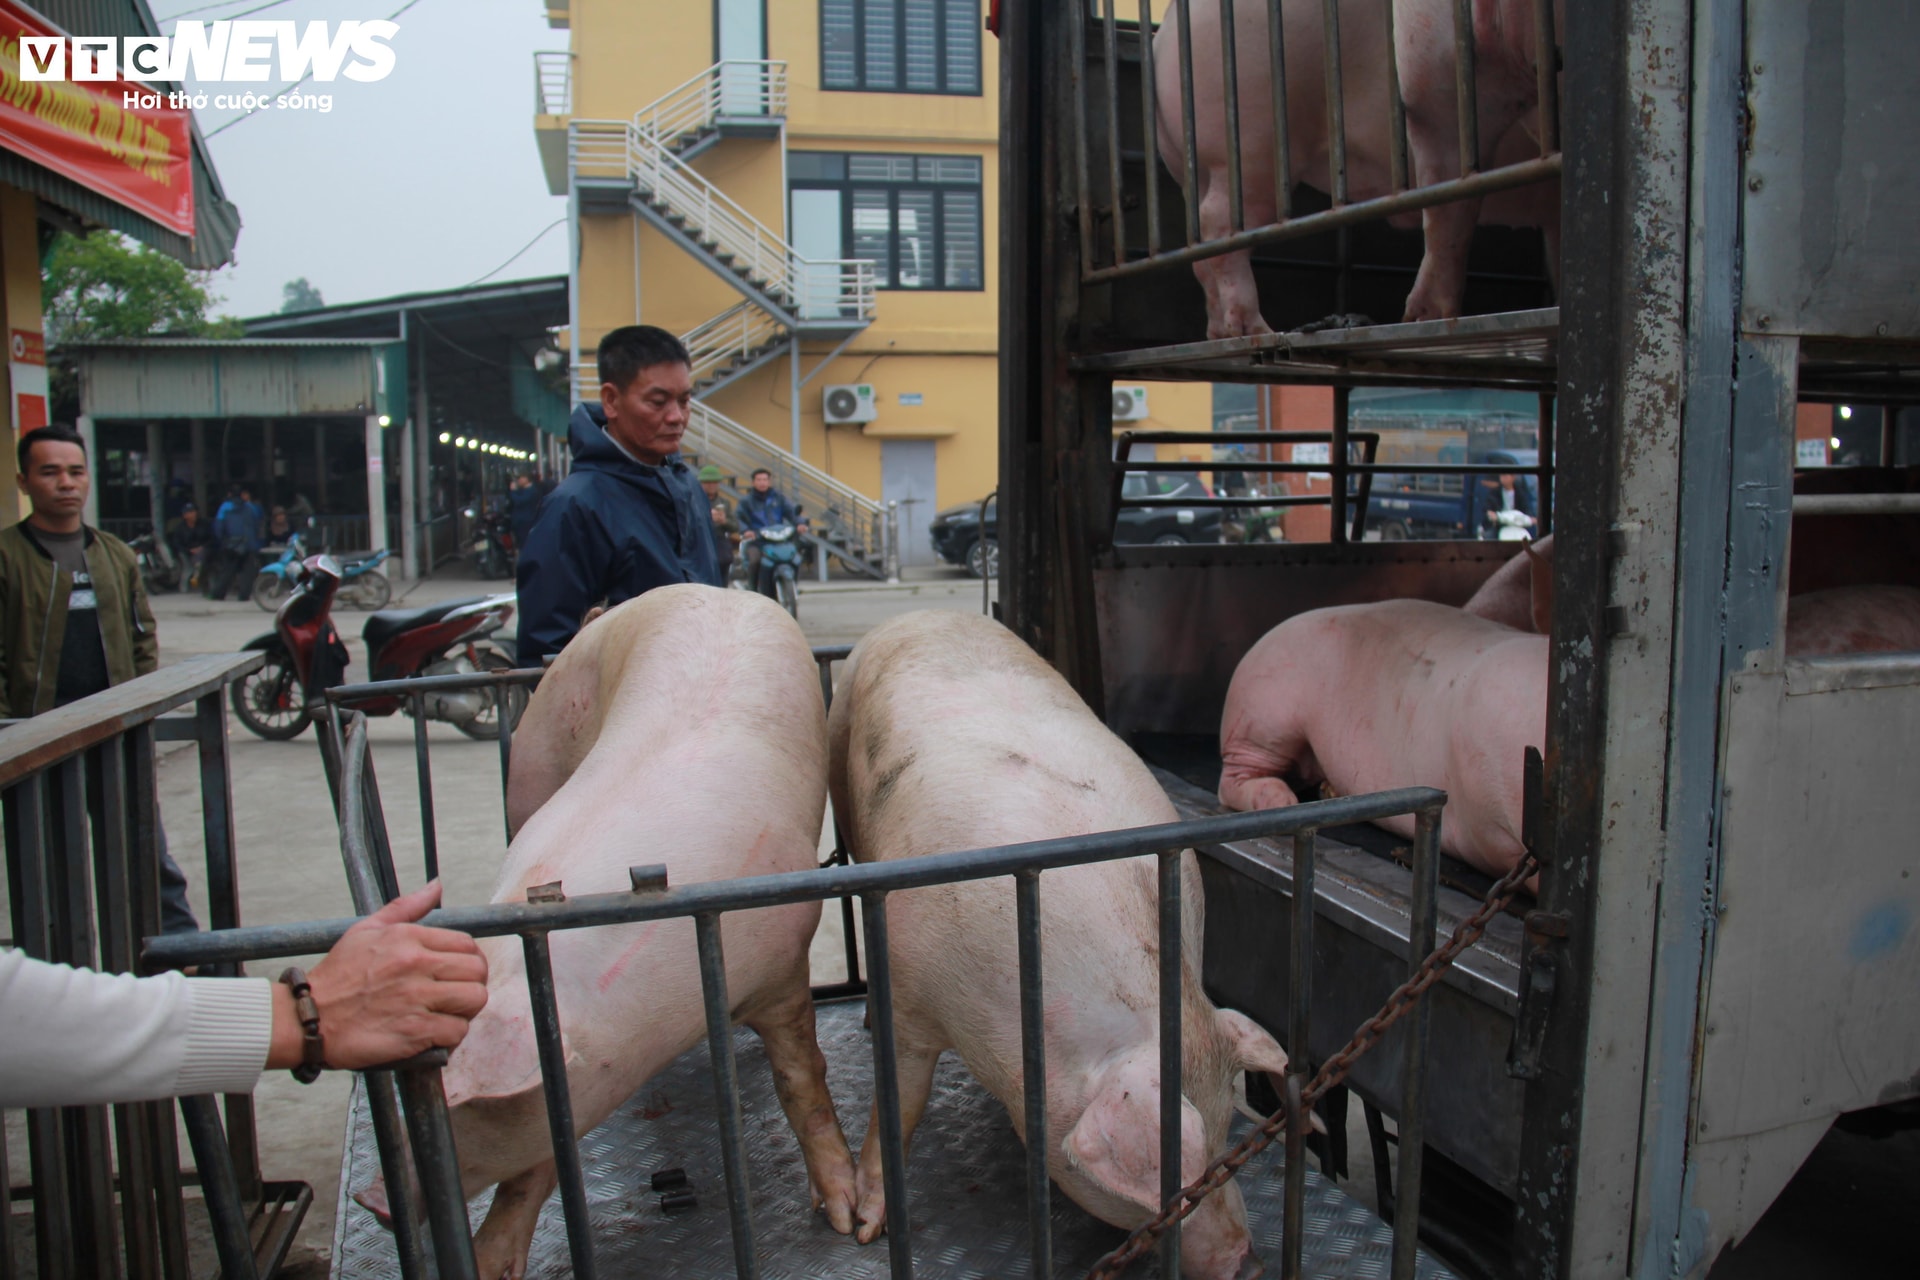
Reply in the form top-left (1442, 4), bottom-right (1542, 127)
top-left (277, 967), bottom-right (326, 1083)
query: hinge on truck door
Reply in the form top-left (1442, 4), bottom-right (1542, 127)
top-left (1508, 747), bottom-right (1568, 1079)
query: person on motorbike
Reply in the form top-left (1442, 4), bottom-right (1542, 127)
top-left (1475, 472), bottom-right (1536, 540)
top-left (736, 468), bottom-right (807, 599)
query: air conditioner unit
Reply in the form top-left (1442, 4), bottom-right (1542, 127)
top-left (1112, 385), bottom-right (1150, 421)
top-left (823, 383), bottom-right (879, 424)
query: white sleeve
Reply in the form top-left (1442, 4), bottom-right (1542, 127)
top-left (0, 948), bottom-right (273, 1108)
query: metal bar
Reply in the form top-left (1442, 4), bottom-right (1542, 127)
top-left (1157, 851), bottom-right (1183, 1276)
top-left (1537, 393), bottom-right (1555, 533)
top-left (522, 931), bottom-right (598, 1278)
top-left (1381, 0), bottom-right (1408, 189)
top-left (1176, 0), bottom-right (1200, 241)
top-left (861, 892), bottom-right (915, 1278)
top-left (1532, 0), bottom-right (1558, 156)
top-left (1102, 0), bottom-right (1128, 266)
top-left (394, 1069), bottom-right (482, 1280)
top-left (146, 1103), bottom-right (188, 1280)
top-left (695, 914), bottom-right (759, 1280)
top-left (1281, 829), bottom-right (1316, 1279)
top-left (178, 1097), bottom-right (258, 1280)
top-left (497, 683), bottom-right (517, 845)
top-left (409, 695), bottom-right (439, 880)
top-left (1331, 385), bottom-right (1351, 542)
top-left (1137, 0), bottom-right (1163, 253)
top-left (145, 788), bottom-right (1450, 969)
top-left (1071, 0), bottom-right (1094, 263)
top-left (1220, 0), bottom-right (1245, 232)
top-left (1321, 0), bottom-right (1348, 204)
top-left (1349, 430), bottom-right (1379, 541)
top-left (358, 734), bottom-right (403, 905)
top-left (1281, 1073), bottom-right (1308, 1280)
top-left (1014, 871), bottom-right (1051, 1278)
top-left (1080, 155), bottom-right (1561, 281)
top-left (1451, 0), bottom-right (1479, 175)
top-left (1267, 0), bottom-right (1292, 217)
top-left (363, 1072), bottom-right (432, 1279)
top-left (324, 667), bottom-right (546, 704)
top-left (94, 743), bottom-right (156, 1280)
top-left (1390, 806), bottom-right (1443, 1279)
top-left (1792, 493), bottom-right (1920, 516)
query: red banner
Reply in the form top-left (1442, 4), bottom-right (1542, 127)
top-left (0, 2), bottom-right (193, 235)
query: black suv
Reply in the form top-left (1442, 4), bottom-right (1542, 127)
top-left (930, 474), bottom-right (1221, 578)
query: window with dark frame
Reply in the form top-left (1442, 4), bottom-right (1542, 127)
top-left (821, 0), bottom-right (982, 95)
top-left (791, 152), bottom-right (985, 291)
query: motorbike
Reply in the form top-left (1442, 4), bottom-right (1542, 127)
top-left (464, 504), bottom-right (515, 580)
top-left (232, 554), bottom-right (518, 742)
top-left (746, 522), bottom-right (805, 618)
top-left (129, 533), bottom-right (181, 594)
top-left (1488, 508), bottom-right (1537, 542)
top-left (252, 534), bottom-right (394, 612)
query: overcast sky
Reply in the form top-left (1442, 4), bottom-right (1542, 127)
top-left (157, 0), bottom-right (568, 320)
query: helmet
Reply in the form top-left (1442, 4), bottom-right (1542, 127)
top-left (697, 465), bottom-right (724, 482)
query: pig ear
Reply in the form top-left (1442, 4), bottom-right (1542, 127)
top-left (1216, 1008), bottom-right (1290, 1076)
top-left (1525, 537), bottom-right (1554, 636)
top-left (1061, 1069), bottom-right (1204, 1212)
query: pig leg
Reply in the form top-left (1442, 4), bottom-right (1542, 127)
top-left (1404, 195), bottom-right (1484, 322)
top-left (744, 977), bottom-right (859, 1234)
top-left (472, 1159), bottom-right (558, 1280)
top-left (1219, 696), bottom-right (1315, 812)
top-left (1192, 172), bottom-right (1272, 340)
top-left (851, 1036), bottom-right (943, 1243)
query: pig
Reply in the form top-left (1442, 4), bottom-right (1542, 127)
top-left (827, 610), bottom-right (1293, 1280)
top-left (1153, 0), bottom-right (1560, 338)
top-left (358, 585), bottom-right (857, 1279)
top-left (1785, 585), bottom-right (1920, 657)
top-left (1219, 600), bottom-right (1545, 881)
top-left (1461, 533), bottom-right (1553, 634)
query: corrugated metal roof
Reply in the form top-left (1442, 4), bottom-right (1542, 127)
top-left (72, 342), bottom-right (401, 419)
top-left (13, 1), bottom-right (242, 268)
top-left (62, 337), bottom-right (393, 349)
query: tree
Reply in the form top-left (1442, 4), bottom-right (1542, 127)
top-left (41, 231), bottom-right (240, 345)
top-left (281, 276), bottom-right (324, 313)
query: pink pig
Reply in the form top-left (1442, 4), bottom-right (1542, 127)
top-left (828, 610), bottom-right (1293, 1280)
top-left (1220, 600), bottom-right (1545, 881)
top-left (358, 585), bottom-right (857, 1280)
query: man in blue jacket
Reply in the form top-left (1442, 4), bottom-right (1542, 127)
top-left (515, 326), bottom-right (720, 664)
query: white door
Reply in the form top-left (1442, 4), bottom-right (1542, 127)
top-left (717, 0), bottom-right (766, 115)
top-left (881, 439), bottom-right (939, 567)
top-left (790, 187), bottom-right (843, 318)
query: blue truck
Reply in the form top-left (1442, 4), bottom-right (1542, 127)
top-left (1367, 447), bottom-right (1540, 540)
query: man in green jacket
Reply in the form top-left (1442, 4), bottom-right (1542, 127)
top-left (2, 424), bottom-right (195, 933)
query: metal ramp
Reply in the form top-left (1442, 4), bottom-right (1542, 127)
top-left (333, 1002), bottom-right (1457, 1279)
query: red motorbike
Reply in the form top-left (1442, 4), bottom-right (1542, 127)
top-left (233, 555), bottom-right (518, 741)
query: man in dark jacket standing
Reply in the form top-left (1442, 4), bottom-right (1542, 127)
top-left (516, 326), bottom-right (720, 664)
top-left (1, 425), bottom-right (196, 934)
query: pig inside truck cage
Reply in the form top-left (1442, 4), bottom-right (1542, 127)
top-left (1000, 1), bottom-right (1920, 1277)
top-left (140, 652), bottom-right (1477, 1280)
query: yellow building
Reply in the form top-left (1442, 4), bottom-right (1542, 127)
top-left (534, 0), bottom-right (1206, 571)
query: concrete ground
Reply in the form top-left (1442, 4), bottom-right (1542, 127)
top-left (7, 563), bottom-right (1916, 1278)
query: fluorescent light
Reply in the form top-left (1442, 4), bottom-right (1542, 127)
top-left (455, 436), bottom-right (466, 447)
top-left (1840, 405), bottom-right (1853, 419)
top-left (439, 432), bottom-right (451, 444)
top-left (1830, 437), bottom-right (1842, 449)
top-left (378, 414), bottom-right (392, 427)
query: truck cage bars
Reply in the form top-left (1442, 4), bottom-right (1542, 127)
top-left (141, 659), bottom-right (1459, 1280)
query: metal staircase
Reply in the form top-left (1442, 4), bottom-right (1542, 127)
top-left (562, 60), bottom-right (892, 578)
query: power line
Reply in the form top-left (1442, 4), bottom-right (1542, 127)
top-left (203, 0), bottom-right (427, 140)
top-left (464, 219), bottom-right (565, 289)
top-left (158, 0), bottom-right (298, 23)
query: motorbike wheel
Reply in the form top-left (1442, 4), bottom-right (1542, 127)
top-left (452, 647), bottom-right (519, 741)
top-left (341, 571), bottom-right (393, 611)
top-left (230, 649), bottom-right (311, 740)
top-left (251, 571), bottom-right (290, 612)
top-left (775, 572), bottom-right (799, 619)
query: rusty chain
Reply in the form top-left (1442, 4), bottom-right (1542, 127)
top-left (1085, 849), bottom-right (1543, 1280)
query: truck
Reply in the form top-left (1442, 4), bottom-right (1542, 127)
top-left (995, 1), bottom-right (1920, 1277)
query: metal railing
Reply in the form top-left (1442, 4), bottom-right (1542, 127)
top-left (687, 401), bottom-right (889, 567)
top-left (1, 653), bottom-right (309, 1280)
top-left (533, 50), bottom-right (571, 116)
top-left (144, 689), bottom-right (1451, 1279)
top-left (1076, 0), bottom-right (1561, 284)
top-left (633, 59), bottom-right (787, 148)
top-left (567, 119), bottom-right (878, 323)
top-left (681, 299), bottom-right (790, 389)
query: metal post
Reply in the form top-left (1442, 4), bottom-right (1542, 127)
top-left (189, 418), bottom-right (209, 515)
top-left (884, 501), bottom-right (901, 583)
top-left (497, 686), bottom-right (516, 845)
top-left (1331, 386), bottom-right (1351, 542)
top-left (145, 422), bottom-right (167, 546)
top-left (521, 932), bottom-right (596, 1278)
top-left (409, 696), bottom-right (438, 881)
top-left (365, 414), bottom-right (389, 556)
top-left (790, 336), bottom-right (802, 459)
top-left (194, 690), bottom-right (260, 1195)
top-left (1157, 852), bottom-right (1184, 1278)
top-left (1281, 829), bottom-right (1315, 1280)
top-left (399, 419), bottom-right (418, 582)
top-left (1268, 0), bottom-right (1294, 218)
top-left (1014, 872), bottom-right (1052, 1278)
top-left (1136, 0), bottom-right (1162, 254)
top-left (363, 1073), bottom-right (432, 1280)
top-left (1537, 392), bottom-right (1555, 534)
top-left (1390, 807), bottom-right (1443, 1280)
top-left (695, 914), bottom-right (760, 1280)
top-left (179, 1097), bottom-right (258, 1280)
top-left (393, 1068), bottom-right (483, 1280)
top-left (76, 414), bottom-right (99, 527)
top-left (861, 892), bottom-right (915, 1278)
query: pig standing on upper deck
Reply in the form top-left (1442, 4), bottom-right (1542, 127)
top-left (828, 610), bottom-right (1292, 1280)
top-left (356, 586), bottom-right (856, 1279)
top-left (1153, 0), bottom-right (1560, 337)
top-left (1219, 600), bottom-right (1546, 880)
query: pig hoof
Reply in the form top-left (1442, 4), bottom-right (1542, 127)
top-left (813, 1178), bottom-right (858, 1235)
top-left (352, 1183), bottom-right (393, 1229)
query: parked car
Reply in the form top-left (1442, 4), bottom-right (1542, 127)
top-left (931, 474), bottom-right (1223, 577)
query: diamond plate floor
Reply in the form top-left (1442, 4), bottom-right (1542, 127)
top-left (333, 1001), bottom-right (1457, 1279)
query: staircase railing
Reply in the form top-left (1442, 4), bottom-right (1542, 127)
top-left (533, 51), bottom-right (571, 115)
top-left (682, 301), bottom-right (788, 388)
top-left (688, 402), bottom-right (887, 566)
top-left (634, 59), bottom-right (787, 149)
